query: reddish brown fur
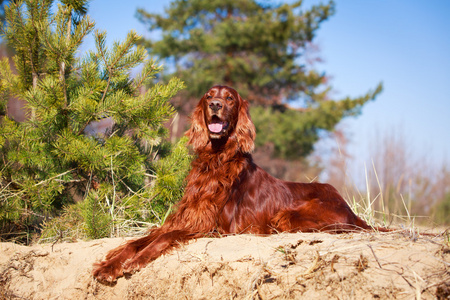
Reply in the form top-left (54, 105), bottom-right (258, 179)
top-left (93, 85), bottom-right (381, 282)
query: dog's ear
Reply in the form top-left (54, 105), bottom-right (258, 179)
top-left (186, 100), bottom-right (209, 151)
top-left (235, 97), bottom-right (256, 153)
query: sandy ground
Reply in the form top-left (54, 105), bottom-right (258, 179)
top-left (1, 230), bottom-right (449, 299)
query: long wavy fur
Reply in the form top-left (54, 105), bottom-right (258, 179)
top-left (92, 85), bottom-right (385, 283)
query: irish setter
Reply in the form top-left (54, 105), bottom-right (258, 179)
top-left (93, 85), bottom-right (380, 282)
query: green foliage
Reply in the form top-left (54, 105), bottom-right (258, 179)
top-left (149, 136), bottom-right (193, 223)
top-left (39, 202), bottom-right (84, 242)
top-left (40, 136), bottom-right (194, 242)
top-left (137, 0), bottom-right (382, 160)
top-left (0, 0), bottom-right (188, 242)
top-left (82, 189), bottom-right (112, 239)
top-left (251, 84), bottom-right (382, 159)
top-left (433, 193), bottom-right (450, 225)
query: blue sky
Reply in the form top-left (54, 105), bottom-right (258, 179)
top-left (82, 0), bottom-right (450, 173)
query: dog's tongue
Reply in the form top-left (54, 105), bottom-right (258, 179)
top-left (208, 122), bottom-right (223, 133)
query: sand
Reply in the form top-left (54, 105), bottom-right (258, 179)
top-left (1, 230), bottom-right (449, 299)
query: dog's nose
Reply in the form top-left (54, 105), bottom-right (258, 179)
top-left (209, 100), bottom-right (223, 112)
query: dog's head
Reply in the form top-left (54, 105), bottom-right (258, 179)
top-left (187, 85), bottom-right (255, 153)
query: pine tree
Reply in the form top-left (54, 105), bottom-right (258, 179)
top-left (0, 1), bottom-right (11, 23)
top-left (137, 0), bottom-right (382, 160)
top-left (0, 0), bottom-right (186, 242)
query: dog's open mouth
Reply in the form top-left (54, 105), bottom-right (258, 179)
top-left (208, 116), bottom-right (229, 134)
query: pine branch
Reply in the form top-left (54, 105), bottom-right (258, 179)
top-left (1, 0), bottom-right (187, 241)
top-left (59, 8), bottom-right (71, 107)
top-left (34, 169), bottom-right (76, 187)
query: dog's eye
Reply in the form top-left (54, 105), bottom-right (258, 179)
top-left (226, 96), bottom-right (234, 101)
top-left (206, 95), bottom-right (212, 99)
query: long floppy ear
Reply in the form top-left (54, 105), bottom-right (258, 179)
top-left (186, 102), bottom-right (209, 152)
top-left (236, 97), bottom-right (256, 153)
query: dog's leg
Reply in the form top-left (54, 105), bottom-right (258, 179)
top-left (93, 229), bottom-right (162, 282)
top-left (122, 230), bottom-right (193, 272)
top-left (271, 198), bottom-right (373, 233)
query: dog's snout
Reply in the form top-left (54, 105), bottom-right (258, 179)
top-left (209, 99), bottom-right (223, 112)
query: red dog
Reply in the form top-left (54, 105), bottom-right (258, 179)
top-left (93, 85), bottom-right (378, 282)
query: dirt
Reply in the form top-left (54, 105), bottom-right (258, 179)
top-left (1, 230), bottom-right (449, 299)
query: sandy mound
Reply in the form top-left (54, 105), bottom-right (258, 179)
top-left (1, 231), bottom-right (449, 299)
